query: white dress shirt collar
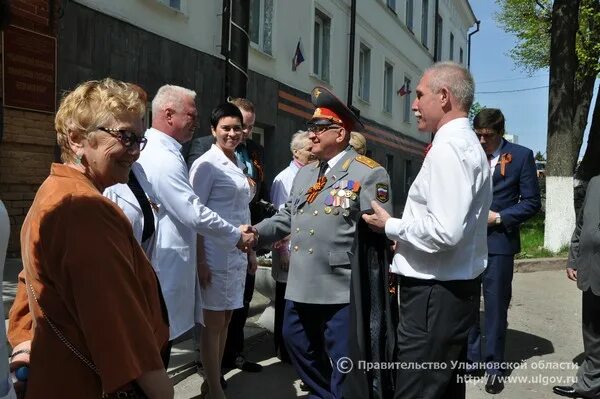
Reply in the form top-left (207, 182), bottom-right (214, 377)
top-left (147, 127), bottom-right (182, 151)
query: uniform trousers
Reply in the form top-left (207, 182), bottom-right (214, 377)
top-left (223, 271), bottom-right (255, 365)
top-left (283, 300), bottom-right (349, 399)
top-left (573, 289), bottom-right (600, 397)
top-left (394, 276), bottom-right (480, 399)
top-left (467, 254), bottom-right (514, 375)
top-left (274, 282), bottom-right (290, 361)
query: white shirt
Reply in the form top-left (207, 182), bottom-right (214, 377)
top-left (138, 128), bottom-right (240, 338)
top-left (488, 139), bottom-right (505, 173)
top-left (385, 118), bottom-right (492, 281)
top-left (324, 148), bottom-right (350, 175)
top-left (271, 160), bottom-right (302, 210)
top-left (103, 162), bottom-right (158, 258)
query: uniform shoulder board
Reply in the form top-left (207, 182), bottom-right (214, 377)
top-left (355, 155), bottom-right (380, 169)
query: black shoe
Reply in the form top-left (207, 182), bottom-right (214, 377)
top-left (485, 374), bottom-right (505, 394)
top-left (552, 386), bottom-right (582, 398)
top-left (234, 355), bottom-right (263, 372)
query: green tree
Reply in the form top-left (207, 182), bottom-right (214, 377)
top-left (535, 151), bottom-right (546, 161)
top-left (469, 101), bottom-right (485, 124)
top-left (496, 0), bottom-right (600, 176)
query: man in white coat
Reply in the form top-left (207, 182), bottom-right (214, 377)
top-left (138, 85), bottom-right (256, 357)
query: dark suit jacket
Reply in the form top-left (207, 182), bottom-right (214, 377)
top-left (488, 140), bottom-right (541, 255)
top-left (569, 175), bottom-right (600, 295)
top-left (186, 135), bottom-right (270, 224)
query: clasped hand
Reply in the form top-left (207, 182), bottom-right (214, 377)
top-left (237, 224), bottom-right (258, 253)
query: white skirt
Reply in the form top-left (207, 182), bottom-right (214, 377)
top-left (201, 247), bottom-right (247, 311)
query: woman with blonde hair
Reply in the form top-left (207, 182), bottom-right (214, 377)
top-left (350, 131), bottom-right (367, 155)
top-left (8, 78), bottom-right (172, 398)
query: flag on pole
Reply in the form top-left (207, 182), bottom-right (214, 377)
top-left (292, 38), bottom-right (305, 71)
top-left (397, 84), bottom-right (411, 96)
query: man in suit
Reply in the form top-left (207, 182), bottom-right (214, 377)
top-left (255, 86), bottom-right (392, 399)
top-left (467, 108), bottom-right (541, 394)
top-left (552, 176), bottom-right (600, 398)
top-left (187, 97), bottom-right (268, 373)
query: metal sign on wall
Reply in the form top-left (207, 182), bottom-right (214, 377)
top-left (2, 25), bottom-right (56, 113)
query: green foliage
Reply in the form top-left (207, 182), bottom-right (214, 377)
top-left (516, 213), bottom-right (569, 259)
top-left (535, 151), bottom-right (546, 161)
top-left (495, 0), bottom-right (600, 77)
top-left (469, 101), bottom-right (485, 124)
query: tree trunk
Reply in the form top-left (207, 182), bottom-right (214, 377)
top-left (544, 0), bottom-right (580, 252)
top-left (571, 75), bottom-right (597, 171)
top-left (576, 84), bottom-right (600, 181)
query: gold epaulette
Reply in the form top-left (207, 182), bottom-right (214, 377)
top-left (355, 155), bottom-right (380, 169)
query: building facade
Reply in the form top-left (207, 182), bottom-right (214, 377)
top-left (0, 0), bottom-right (476, 253)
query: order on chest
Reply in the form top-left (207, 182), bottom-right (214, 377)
top-left (295, 179), bottom-right (362, 219)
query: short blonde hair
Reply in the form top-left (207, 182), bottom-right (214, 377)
top-left (350, 131), bottom-right (367, 155)
top-left (55, 78), bottom-right (146, 163)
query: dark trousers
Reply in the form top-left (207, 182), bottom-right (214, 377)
top-left (274, 282), bottom-right (290, 361)
top-left (283, 300), bottom-right (350, 399)
top-left (223, 272), bottom-right (255, 364)
top-left (573, 289), bottom-right (600, 397)
top-left (394, 276), bottom-right (479, 399)
top-left (467, 254), bottom-right (514, 375)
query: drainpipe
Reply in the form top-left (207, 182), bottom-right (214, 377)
top-left (347, 0), bottom-right (356, 107)
top-left (433, 0), bottom-right (439, 62)
top-left (221, 0), bottom-right (250, 99)
top-left (467, 20), bottom-right (480, 70)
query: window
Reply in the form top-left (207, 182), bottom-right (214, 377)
top-left (383, 62), bottom-right (394, 113)
top-left (358, 44), bottom-right (371, 101)
top-left (449, 32), bottom-right (454, 60)
top-left (421, 0), bottom-right (429, 47)
top-left (252, 126), bottom-right (265, 146)
top-left (386, 154), bottom-right (395, 181)
top-left (459, 47), bottom-right (464, 64)
top-left (157, 0), bottom-right (183, 11)
top-left (403, 77), bottom-right (411, 122)
top-left (404, 159), bottom-right (413, 194)
top-left (406, 0), bottom-right (414, 31)
top-left (249, 0), bottom-right (273, 54)
top-left (387, 0), bottom-right (396, 11)
top-left (435, 15), bottom-right (443, 60)
top-left (313, 9), bottom-right (331, 81)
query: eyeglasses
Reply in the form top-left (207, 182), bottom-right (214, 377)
top-left (98, 127), bottom-right (148, 151)
top-left (306, 122), bottom-right (342, 135)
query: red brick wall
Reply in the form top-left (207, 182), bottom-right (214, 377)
top-left (1, 0), bottom-right (57, 255)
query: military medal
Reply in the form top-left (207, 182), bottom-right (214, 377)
top-left (337, 189), bottom-right (346, 198)
top-left (324, 206), bottom-right (332, 214)
top-left (332, 208), bottom-right (340, 215)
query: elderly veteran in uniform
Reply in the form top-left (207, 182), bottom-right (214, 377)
top-left (254, 86), bottom-right (393, 399)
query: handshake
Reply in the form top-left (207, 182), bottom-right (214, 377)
top-left (236, 224), bottom-right (259, 253)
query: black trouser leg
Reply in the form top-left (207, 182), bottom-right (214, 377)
top-left (223, 272), bottom-right (255, 364)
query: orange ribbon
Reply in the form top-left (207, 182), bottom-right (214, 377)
top-left (500, 153), bottom-right (512, 176)
top-left (306, 176), bottom-right (327, 204)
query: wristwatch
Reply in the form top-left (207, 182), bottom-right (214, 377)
top-left (495, 214), bottom-right (502, 225)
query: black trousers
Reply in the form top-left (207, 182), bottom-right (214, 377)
top-left (274, 282), bottom-right (290, 360)
top-left (223, 272), bottom-right (255, 364)
top-left (394, 276), bottom-right (480, 399)
top-left (573, 289), bottom-right (600, 397)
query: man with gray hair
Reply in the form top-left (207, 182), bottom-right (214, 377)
top-left (363, 62), bottom-right (492, 398)
top-left (138, 85), bottom-right (256, 356)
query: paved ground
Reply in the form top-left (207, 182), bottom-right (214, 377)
top-left (174, 269), bottom-right (583, 399)
top-left (4, 259), bottom-right (581, 398)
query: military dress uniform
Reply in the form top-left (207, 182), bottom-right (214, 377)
top-left (256, 86), bottom-right (392, 399)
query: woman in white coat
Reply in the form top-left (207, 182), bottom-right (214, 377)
top-left (189, 103), bottom-right (255, 399)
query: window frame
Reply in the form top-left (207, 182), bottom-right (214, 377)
top-left (421, 0), bottom-right (429, 48)
top-left (406, 0), bottom-right (414, 32)
top-left (249, 0), bottom-right (274, 55)
top-left (313, 8), bottom-right (331, 82)
top-left (383, 61), bottom-right (394, 113)
top-left (358, 43), bottom-right (371, 102)
top-left (402, 76), bottom-right (412, 123)
top-left (449, 32), bottom-right (454, 61)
